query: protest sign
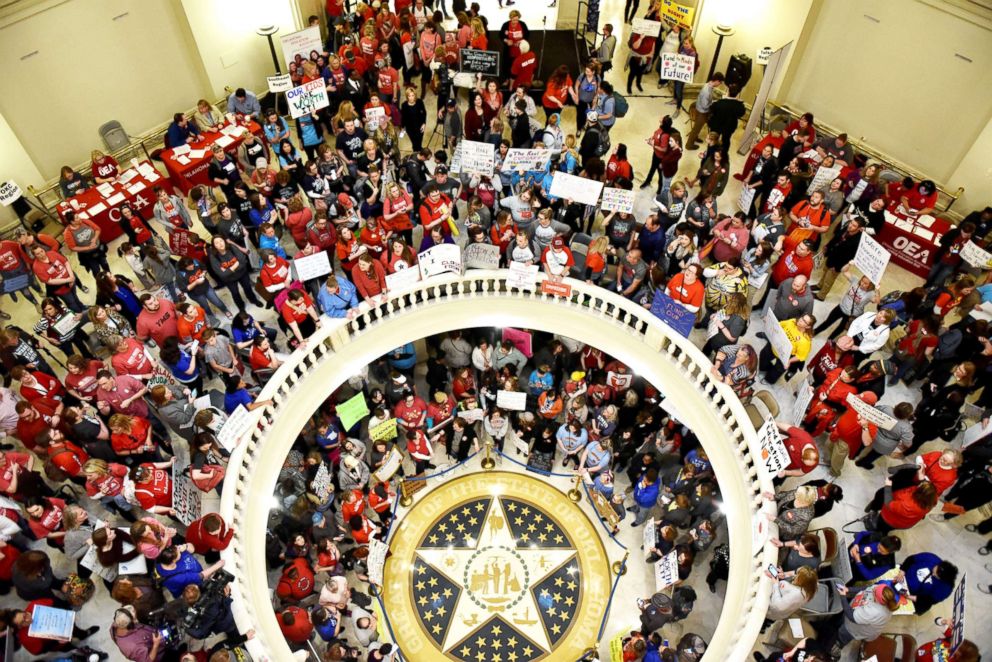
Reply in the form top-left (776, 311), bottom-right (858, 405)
top-left (280, 26), bottom-right (322, 68)
top-left (764, 311), bottom-right (794, 362)
top-left (496, 390), bottom-right (528, 411)
top-left (286, 79), bottom-right (330, 119)
top-left (660, 0), bottom-right (695, 29)
top-left (169, 227), bottom-right (199, 258)
top-left (385, 265), bottom-right (422, 292)
top-left (952, 574), bottom-right (966, 651)
top-left (793, 378), bottom-right (815, 426)
top-left (370, 418), bottom-right (399, 442)
top-left (607, 371), bottom-right (633, 390)
top-left (738, 185), bottom-right (756, 213)
top-left (601, 187), bottom-right (635, 214)
top-left (502, 328), bottom-right (533, 357)
top-left (419, 243), bottom-right (463, 279)
top-left (844, 392), bottom-right (897, 431)
top-left (960, 241), bottom-right (992, 269)
top-left (172, 469), bottom-right (201, 526)
top-left (660, 53), bottom-right (695, 83)
top-left (463, 243), bottom-right (501, 270)
top-left (549, 172), bottom-right (604, 206)
top-left (459, 140), bottom-right (496, 176)
top-left (266, 74), bottom-right (293, 93)
top-left (655, 549), bottom-right (680, 590)
top-left (631, 17), bottom-right (663, 36)
top-left (449, 140), bottom-right (464, 174)
top-left (293, 251), bottom-right (332, 282)
top-left (338, 392), bottom-right (370, 431)
top-left (757, 47), bottom-right (774, 65)
top-left (643, 517), bottom-right (657, 558)
top-left (853, 232), bottom-right (890, 286)
top-left (806, 165), bottom-right (842, 194)
top-left (364, 106), bottom-right (387, 124)
top-left (368, 538), bottom-right (390, 586)
top-left (217, 405), bottom-right (256, 452)
top-left (458, 48), bottom-right (500, 76)
top-left (373, 447), bottom-right (403, 482)
top-left (503, 148), bottom-right (553, 172)
top-left (0, 181), bottom-right (22, 206)
top-left (506, 262), bottom-right (539, 290)
top-left (963, 419), bottom-right (991, 448)
top-left (610, 634), bottom-right (625, 662)
top-left (649, 290), bottom-right (695, 337)
top-left (52, 313), bottom-right (79, 338)
top-left (27, 605), bottom-right (75, 641)
top-left (118, 541), bottom-right (148, 575)
top-left (310, 461), bottom-right (333, 501)
top-left (458, 408), bottom-right (485, 423)
top-left (757, 417), bottom-right (790, 475)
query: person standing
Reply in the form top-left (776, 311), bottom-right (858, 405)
top-left (706, 83), bottom-right (746, 151)
top-left (685, 73), bottom-right (724, 149)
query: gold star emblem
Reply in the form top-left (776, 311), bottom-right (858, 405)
top-left (520, 532), bottom-right (530, 542)
top-left (443, 587), bottom-right (453, 598)
top-left (457, 523), bottom-right (466, 532)
top-left (417, 565), bottom-right (427, 575)
top-left (431, 592), bottom-right (440, 601)
top-left (475, 651), bottom-right (486, 662)
top-left (508, 653), bottom-right (518, 662)
top-left (416, 581), bottom-right (426, 591)
top-left (534, 513), bottom-right (543, 522)
top-left (445, 532), bottom-right (455, 541)
top-left (537, 533), bottom-right (547, 542)
top-left (527, 523), bottom-right (537, 532)
top-left (566, 580), bottom-right (577, 591)
top-left (554, 577), bottom-right (564, 587)
top-left (462, 507), bottom-right (472, 517)
top-left (552, 592), bottom-right (562, 603)
top-left (507, 637), bottom-right (518, 648)
top-left (492, 638), bottom-right (503, 650)
top-left (438, 523), bottom-right (448, 532)
top-left (418, 595), bottom-right (428, 606)
top-left (476, 502), bottom-right (485, 511)
top-left (437, 605), bottom-right (447, 617)
top-left (476, 636), bottom-right (487, 648)
top-left (428, 576), bottom-right (438, 587)
top-left (492, 625), bottom-right (502, 636)
top-left (545, 523), bottom-right (555, 532)
top-left (429, 534), bottom-right (439, 544)
top-left (507, 503), bottom-right (516, 512)
top-left (522, 646), bottom-right (533, 656)
top-left (424, 610), bottom-right (434, 621)
top-left (520, 507), bottom-right (530, 516)
top-left (546, 607), bottom-right (557, 618)
top-left (433, 623), bottom-right (442, 634)
top-left (492, 653), bottom-right (502, 662)
top-left (551, 623), bottom-right (562, 635)
top-left (461, 646), bottom-right (472, 657)
top-left (554, 534), bottom-right (564, 544)
top-left (469, 516), bottom-right (478, 526)
top-left (449, 511), bottom-right (459, 521)
top-left (564, 596), bottom-right (575, 607)
top-left (514, 517), bottom-right (524, 526)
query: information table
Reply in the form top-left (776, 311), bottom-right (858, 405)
top-left (162, 120), bottom-right (263, 194)
top-left (56, 160), bottom-right (171, 243)
top-left (875, 206), bottom-right (952, 279)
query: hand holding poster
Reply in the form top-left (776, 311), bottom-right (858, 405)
top-left (643, 517), bottom-right (657, 558)
top-left (373, 447), bottom-right (403, 481)
top-left (217, 405), bottom-right (256, 452)
top-left (496, 390), bottom-right (527, 411)
top-left (506, 262), bottom-right (539, 290)
top-left (459, 140), bottom-right (496, 176)
top-left (294, 251), bottom-right (332, 281)
top-left (367, 538), bottom-right (390, 586)
top-left (463, 243), bottom-right (501, 270)
top-left (807, 165), bottom-right (842, 194)
top-left (649, 290), bottom-right (695, 337)
top-left (601, 187), bottom-right (635, 214)
top-left (660, 0), bottom-right (695, 29)
top-left (385, 266), bottom-right (422, 292)
top-left (844, 392), bottom-right (897, 430)
top-left (757, 418), bottom-right (790, 475)
top-left (502, 328), bottom-right (533, 357)
top-left (338, 392), bottom-right (370, 431)
top-left (660, 53), bottom-right (695, 83)
top-left (549, 171), bottom-right (604, 206)
top-left (169, 227), bottom-right (199, 258)
top-left (738, 185), bottom-right (757, 213)
top-left (503, 148), bottom-right (553, 172)
top-left (631, 17), bottom-right (663, 36)
top-left (172, 469), bottom-right (201, 526)
top-left (793, 378), bottom-right (815, 426)
top-left (853, 232), bottom-right (890, 286)
top-left (655, 549), bottom-right (680, 590)
top-left (27, 605), bottom-right (75, 641)
top-left (369, 418), bottom-right (399, 442)
top-left (287, 79), bottom-right (330, 119)
top-left (419, 243), bottom-right (463, 279)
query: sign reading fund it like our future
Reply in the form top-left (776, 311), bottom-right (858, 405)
top-left (287, 79), bottom-right (330, 119)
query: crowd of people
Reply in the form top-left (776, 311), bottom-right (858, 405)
top-left (2, 0), bottom-right (990, 660)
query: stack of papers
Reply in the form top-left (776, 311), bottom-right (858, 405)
top-left (118, 169), bottom-right (138, 184)
top-left (214, 135), bottom-right (235, 148)
top-left (88, 202), bottom-right (107, 215)
top-left (126, 182), bottom-right (146, 195)
top-left (913, 226), bottom-right (934, 241)
top-left (894, 219), bottom-right (915, 232)
top-left (916, 214), bottom-right (936, 228)
top-left (137, 163), bottom-right (157, 178)
top-left (172, 144), bottom-right (191, 156)
top-left (96, 182), bottom-right (115, 197)
top-left (106, 193), bottom-right (126, 206)
top-left (176, 155), bottom-right (191, 166)
top-left (222, 124), bottom-right (246, 136)
top-left (188, 148), bottom-right (208, 159)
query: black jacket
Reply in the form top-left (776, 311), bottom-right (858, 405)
top-left (707, 98), bottom-right (745, 134)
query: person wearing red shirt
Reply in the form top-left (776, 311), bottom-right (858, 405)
top-left (10, 367), bottom-right (65, 406)
top-left (359, 216), bottom-right (388, 260)
top-left (249, 336), bottom-right (283, 373)
top-left (878, 480), bottom-right (938, 532)
top-left (394, 392), bottom-right (427, 432)
top-left (541, 66), bottom-right (575, 118)
top-left (605, 145), bottom-right (634, 185)
top-left (259, 252), bottom-right (292, 297)
top-left (279, 605), bottom-right (314, 644)
top-left (914, 449), bottom-right (961, 496)
top-left (419, 185), bottom-right (454, 237)
top-left (276, 557), bottom-right (316, 603)
top-left (336, 227), bottom-right (365, 273)
top-left (914, 622), bottom-right (979, 662)
top-left (383, 182), bottom-right (415, 243)
top-left (64, 356), bottom-right (105, 402)
top-left (12, 598), bottom-right (100, 656)
top-left (374, 57), bottom-right (401, 103)
top-left (827, 391), bottom-right (878, 475)
top-left (541, 238), bottom-right (575, 281)
top-left (351, 253), bottom-right (388, 301)
top-left (627, 31), bottom-right (656, 94)
top-left (777, 423), bottom-right (819, 482)
top-left (786, 192), bottom-right (831, 245)
top-left (501, 10), bottom-right (529, 61)
top-left (426, 392), bottom-right (454, 428)
top-left (62, 213), bottom-right (109, 277)
top-left (0, 448), bottom-right (50, 498)
top-left (0, 542), bottom-right (20, 592)
top-left (349, 511), bottom-right (377, 544)
top-left (110, 336), bottom-right (157, 380)
top-left (135, 295), bottom-right (178, 347)
top-left (185, 512), bottom-right (235, 561)
top-left (280, 289), bottom-right (321, 347)
top-left (510, 41), bottom-right (537, 89)
top-left (900, 179), bottom-right (939, 217)
top-left (666, 265), bottom-right (705, 313)
top-left (770, 237), bottom-right (815, 289)
top-left (14, 403), bottom-right (50, 453)
top-left (0, 238), bottom-right (37, 305)
top-left (341, 488), bottom-right (368, 524)
top-left (83, 459), bottom-right (129, 500)
top-left (368, 481), bottom-right (394, 521)
top-left (40, 429), bottom-right (89, 478)
top-left (131, 461), bottom-right (175, 514)
top-left (29, 246), bottom-right (86, 313)
top-left (25, 496), bottom-right (66, 543)
top-left (802, 366), bottom-right (858, 437)
top-left (109, 414), bottom-right (157, 461)
top-left (406, 428), bottom-right (434, 474)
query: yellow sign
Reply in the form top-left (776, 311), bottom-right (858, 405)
top-left (370, 417), bottom-right (398, 442)
top-left (661, 0), bottom-right (695, 30)
top-left (610, 634), bottom-right (624, 662)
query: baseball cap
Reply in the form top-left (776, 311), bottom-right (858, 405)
top-left (435, 164), bottom-right (449, 175)
top-left (337, 193), bottom-right (354, 208)
top-left (586, 110), bottom-right (598, 123)
top-left (551, 236), bottom-right (565, 249)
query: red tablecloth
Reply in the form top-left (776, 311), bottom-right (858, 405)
top-left (56, 160), bottom-right (172, 243)
top-left (876, 207), bottom-right (952, 279)
top-left (162, 121), bottom-right (263, 194)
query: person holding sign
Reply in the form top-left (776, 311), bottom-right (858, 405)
top-left (914, 620), bottom-right (979, 662)
top-left (759, 313), bottom-right (815, 384)
top-left (826, 391), bottom-right (879, 476)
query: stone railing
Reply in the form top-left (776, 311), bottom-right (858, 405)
top-left (218, 270), bottom-right (777, 661)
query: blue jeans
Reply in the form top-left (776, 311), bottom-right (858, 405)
top-left (189, 287), bottom-right (229, 321)
top-left (58, 285), bottom-right (87, 313)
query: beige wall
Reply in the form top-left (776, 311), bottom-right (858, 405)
top-left (781, 0), bottom-right (992, 184)
top-left (0, 112), bottom-right (44, 226)
top-left (0, 0), bottom-right (211, 178)
top-left (946, 114), bottom-right (992, 214)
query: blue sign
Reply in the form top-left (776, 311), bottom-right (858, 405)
top-left (649, 289), bottom-right (695, 338)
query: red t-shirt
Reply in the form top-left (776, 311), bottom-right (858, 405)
top-left (511, 52), bottom-right (537, 87)
top-left (31, 252), bottom-right (73, 289)
top-left (281, 294), bottom-right (314, 325)
top-left (111, 338), bottom-right (154, 378)
top-left (85, 462), bottom-right (128, 498)
top-left (0, 240), bottom-right (27, 274)
top-left (771, 237), bottom-right (814, 285)
top-left (419, 195), bottom-right (454, 234)
top-left (919, 451), bottom-right (957, 494)
top-left (177, 307), bottom-right (208, 344)
top-left (111, 416), bottom-right (151, 455)
top-left (46, 441), bottom-right (88, 477)
top-left (782, 426), bottom-right (817, 474)
top-left (279, 605), bottom-right (313, 642)
top-left (134, 464), bottom-right (172, 510)
top-left (666, 273), bottom-right (705, 309)
top-left (136, 299), bottom-right (179, 346)
top-left (65, 359), bottom-right (104, 398)
top-left (27, 497), bottom-right (65, 539)
top-left (19, 599), bottom-right (57, 655)
top-left (394, 397), bottom-right (427, 427)
top-left (0, 452), bottom-right (31, 492)
top-left (92, 155), bottom-right (119, 180)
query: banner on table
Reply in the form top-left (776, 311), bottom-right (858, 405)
top-left (655, 549), bottom-right (680, 590)
top-left (764, 310), bottom-right (794, 363)
top-left (738, 185), bottom-right (757, 213)
top-left (502, 327), bottom-right (533, 357)
top-left (419, 243), bottom-right (463, 279)
top-left (266, 74), bottom-right (293, 93)
top-left (660, 0), bottom-right (695, 29)
top-left (960, 241), bottom-right (992, 269)
top-left (294, 251), bottom-right (332, 282)
top-left (793, 377), bottom-right (815, 426)
top-left (844, 392), bottom-right (898, 431)
top-left (853, 232), bottom-right (890, 286)
top-left (458, 48), bottom-right (500, 76)
top-left (385, 265), bottom-right (421, 292)
top-left (757, 417), bottom-right (790, 475)
top-left (217, 405), bottom-right (255, 452)
top-left (458, 140), bottom-right (496, 176)
top-left (549, 171), bottom-right (604, 206)
top-left (496, 389), bottom-right (527, 411)
top-left (370, 418), bottom-right (399, 442)
top-left (649, 290), bottom-right (695, 337)
top-left (464, 243), bottom-right (501, 270)
top-left (506, 262), bottom-right (539, 290)
top-left (286, 78), bottom-right (330, 119)
top-left (0, 181), bottom-right (22, 206)
top-left (338, 392), bottom-right (370, 431)
top-left (280, 26), bottom-right (323, 68)
top-left (807, 165), bottom-right (842, 194)
top-left (601, 187), bottom-right (635, 214)
top-left (503, 148), bottom-right (553, 172)
top-left (660, 53), bottom-right (695, 83)
top-left (631, 17), bottom-right (663, 36)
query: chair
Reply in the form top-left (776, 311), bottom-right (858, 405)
top-left (799, 579), bottom-right (842, 620)
top-left (860, 633), bottom-right (917, 662)
top-left (98, 120), bottom-right (130, 152)
top-left (811, 527), bottom-right (839, 567)
top-left (744, 389), bottom-right (780, 427)
top-left (878, 168), bottom-right (903, 185)
top-left (569, 232), bottom-right (592, 279)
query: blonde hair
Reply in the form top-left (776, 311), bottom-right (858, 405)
top-left (793, 485), bottom-right (817, 509)
top-left (83, 458), bottom-right (110, 475)
top-left (108, 414), bottom-right (134, 433)
top-left (793, 566), bottom-right (818, 601)
top-left (588, 236), bottom-right (609, 255)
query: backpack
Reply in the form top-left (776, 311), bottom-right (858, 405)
top-left (921, 284), bottom-right (948, 310)
top-left (612, 91), bottom-right (629, 118)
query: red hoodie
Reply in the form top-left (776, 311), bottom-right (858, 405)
top-left (276, 557), bottom-right (315, 602)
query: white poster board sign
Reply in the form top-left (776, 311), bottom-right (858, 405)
top-left (172, 470), bottom-right (201, 526)
top-left (385, 265), bottom-right (422, 292)
top-left (503, 148), bottom-right (553, 172)
top-left (806, 165), bottom-right (842, 194)
top-left (280, 26), bottom-right (323, 67)
top-left (659, 53), bottom-right (695, 83)
top-left (792, 378), bottom-right (815, 427)
top-left (266, 74), bottom-right (293, 93)
top-left (643, 517), bottom-right (657, 558)
top-left (373, 447), bottom-right (403, 481)
top-left (756, 47), bottom-right (773, 65)
top-left (631, 18), bottom-right (663, 36)
top-left (757, 417), bottom-right (790, 475)
top-left (364, 106), bottom-right (387, 124)
top-left (549, 172), bottom-right (604, 206)
top-left (293, 251), bottom-right (332, 282)
top-left (764, 310), bottom-right (794, 362)
top-left (738, 185), bottom-right (757, 213)
top-left (844, 392), bottom-right (897, 431)
top-left (367, 538), bottom-right (389, 586)
top-left (463, 243), bottom-right (501, 270)
top-left (286, 79), bottom-right (330, 119)
top-left (496, 390), bottom-right (527, 411)
top-left (963, 419), bottom-right (991, 448)
top-left (27, 605), bottom-right (75, 641)
top-left (853, 232), bottom-right (890, 286)
top-left (600, 187), bottom-right (635, 214)
top-left (654, 549), bottom-right (680, 590)
top-left (459, 140), bottom-right (496, 176)
top-left (506, 262), bottom-right (539, 290)
top-left (419, 244), bottom-right (463, 279)
top-left (217, 404), bottom-right (256, 452)
top-left (960, 241), bottom-right (992, 270)
top-left (0, 181), bottom-right (22, 207)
